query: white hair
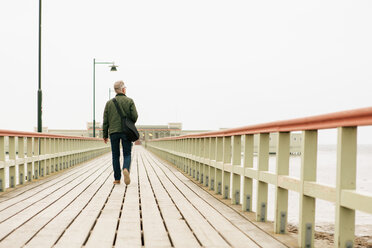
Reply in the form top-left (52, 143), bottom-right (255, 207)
top-left (114, 80), bottom-right (125, 94)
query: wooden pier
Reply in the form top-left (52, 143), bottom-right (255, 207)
top-left (0, 146), bottom-right (293, 248)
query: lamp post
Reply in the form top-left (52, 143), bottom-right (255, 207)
top-left (109, 88), bottom-right (115, 100)
top-left (37, 0), bottom-right (42, 133)
top-left (93, 58), bottom-right (118, 138)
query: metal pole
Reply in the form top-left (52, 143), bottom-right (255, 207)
top-left (93, 58), bottom-right (96, 138)
top-left (37, 0), bottom-right (42, 133)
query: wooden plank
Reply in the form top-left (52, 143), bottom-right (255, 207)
top-left (85, 178), bottom-right (125, 248)
top-left (144, 149), bottom-right (260, 248)
top-left (141, 150), bottom-right (201, 248)
top-left (0, 157), bottom-right (111, 247)
top-left (53, 172), bottom-right (114, 247)
top-left (0, 156), bottom-right (109, 210)
top-left (141, 150), bottom-right (230, 248)
top-left (151, 150), bottom-right (290, 248)
top-left (115, 151), bottom-right (142, 248)
top-left (24, 165), bottom-right (113, 247)
top-left (162, 159), bottom-right (288, 248)
top-left (137, 151), bottom-right (171, 247)
top-left (0, 157), bottom-right (109, 223)
top-left (0, 156), bottom-right (110, 245)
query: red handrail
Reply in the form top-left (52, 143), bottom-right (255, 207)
top-left (152, 106), bottom-right (372, 140)
top-left (0, 129), bottom-right (101, 140)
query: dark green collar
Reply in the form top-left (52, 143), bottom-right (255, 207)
top-left (116, 93), bottom-right (126, 96)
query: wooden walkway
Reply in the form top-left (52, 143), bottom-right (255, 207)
top-left (0, 146), bottom-right (291, 248)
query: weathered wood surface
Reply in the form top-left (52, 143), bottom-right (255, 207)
top-left (0, 146), bottom-right (291, 248)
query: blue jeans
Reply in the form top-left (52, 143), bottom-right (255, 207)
top-left (110, 132), bottom-right (133, 180)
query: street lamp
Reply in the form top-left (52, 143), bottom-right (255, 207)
top-left (37, 0), bottom-right (42, 133)
top-left (108, 88), bottom-right (115, 100)
top-left (93, 58), bottom-right (118, 138)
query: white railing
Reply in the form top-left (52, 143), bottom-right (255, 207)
top-left (146, 107), bottom-right (372, 248)
top-left (0, 130), bottom-right (110, 191)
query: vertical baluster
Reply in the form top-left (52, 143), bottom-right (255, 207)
top-left (51, 138), bottom-right (55, 173)
top-left (299, 130), bottom-right (317, 248)
top-left (195, 138), bottom-right (199, 180)
top-left (242, 134), bottom-right (254, 212)
top-left (209, 137), bottom-right (216, 190)
top-left (18, 137), bottom-right (25, 185)
top-left (46, 138), bottom-right (51, 175)
top-left (204, 137), bottom-right (210, 187)
top-left (274, 132), bottom-right (290, 233)
top-left (9, 136), bottom-right (16, 188)
top-left (183, 139), bottom-right (186, 172)
top-left (335, 127), bottom-right (357, 248)
top-left (53, 138), bottom-right (58, 172)
top-left (63, 139), bottom-right (67, 169)
top-left (215, 137), bottom-right (223, 195)
top-left (188, 139), bottom-right (192, 175)
top-left (256, 133), bottom-right (269, 222)
top-left (34, 137), bottom-right (39, 179)
top-left (0, 136), bottom-right (5, 191)
top-left (231, 135), bottom-right (242, 205)
top-left (189, 139), bottom-right (194, 177)
top-left (222, 136), bottom-right (231, 199)
top-left (27, 137), bottom-right (33, 182)
top-left (40, 138), bottom-right (46, 177)
top-left (68, 139), bottom-right (72, 167)
top-left (199, 138), bottom-right (204, 183)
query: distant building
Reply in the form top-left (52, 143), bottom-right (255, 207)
top-left (37, 122), bottom-right (101, 138)
top-left (137, 123), bottom-right (183, 142)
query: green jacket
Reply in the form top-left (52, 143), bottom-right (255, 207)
top-left (102, 93), bottom-right (138, 139)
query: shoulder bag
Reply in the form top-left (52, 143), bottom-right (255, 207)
top-left (112, 98), bottom-right (139, 142)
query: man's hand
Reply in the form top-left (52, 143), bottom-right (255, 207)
top-left (103, 138), bottom-right (108, 144)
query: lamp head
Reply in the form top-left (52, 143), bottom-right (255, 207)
top-left (110, 64), bottom-right (118, 71)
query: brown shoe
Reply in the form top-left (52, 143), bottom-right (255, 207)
top-left (123, 169), bottom-right (131, 185)
top-left (113, 180), bottom-right (120, 185)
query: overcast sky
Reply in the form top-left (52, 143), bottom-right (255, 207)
top-left (1, 1), bottom-right (372, 142)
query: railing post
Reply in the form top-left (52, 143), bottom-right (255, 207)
top-left (18, 137), bottom-right (25, 185)
top-left (186, 139), bottom-right (190, 174)
top-left (299, 130), bottom-right (317, 248)
top-left (40, 137), bottom-right (46, 177)
top-left (196, 138), bottom-right (201, 181)
top-left (51, 138), bottom-right (55, 173)
top-left (183, 139), bottom-right (187, 172)
top-left (231, 135), bottom-right (241, 205)
top-left (203, 137), bottom-right (210, 187)
top-left (9, 136), bottom-right (16, 188)
top-left (191, 139), bottom-right (196, 178)
top-left (46, 138), bottom-right (51, 175)
top-left (63, 139), bottom-right (67, 169)
top-left (242, 134), bottom-right (254, 212)
top-left (209, 137), bottom-right (216, 190)
top-left (26, 137), bottom-right (33, 182)
top-left (0, 136), bottom-right (5, 191)
top-left (56, 139), bottom-right (60, 171)
top-left (274, 132), bottom-right (290, 234)
top-left (215, 137), bottom-right (223, 195)
top-left (68, 139), bottom-right (72, 167)
top-left (222, 136), bottom-right (231, 199)
top-left (34, 137), bottom-right (39, 179)
top-left (256, 133), bottom-right (269, 222)
top-left (199, 138), bottom-right (205, 183)
top-left (335, 127), bottom-right (357, 248)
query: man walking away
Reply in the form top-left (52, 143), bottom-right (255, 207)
top-left (103, 80), bottom-right (138, 185)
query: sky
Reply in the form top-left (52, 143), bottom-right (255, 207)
top-left (1, 0), bottom-right (372, 143)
